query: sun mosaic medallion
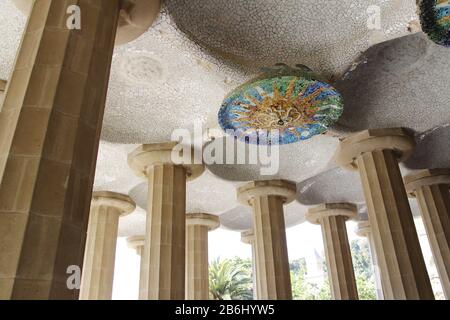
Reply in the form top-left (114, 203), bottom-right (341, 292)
top-left (218, 65), bottom-right (344, 145)
top-left (419, 0), bottom-right (450, 47)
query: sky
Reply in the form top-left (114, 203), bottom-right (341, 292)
top-left (111, 217), bottom-right (443, 300)
top-left (111, 221), bottom-right (362, 300)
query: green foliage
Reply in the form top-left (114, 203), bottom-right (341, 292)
top-left (289, 257), bottom-right (307, 275)
top-left (351, 240), bottom-right (373, 280)
top-left (209, 257), bottom-right (253, 300)
top-left (351, 239), bottom-right (377, 300)
top-left (209, 238), bottom-right (378, 300)
top-left (290, 262), bottom-right (331, 300)
top-left (356, 275), bottom-right (376, 300)
top-left (291, 239), bottom-right (377, 300)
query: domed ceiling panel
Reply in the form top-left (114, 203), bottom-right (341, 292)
top-left (335, 33), bottom-right (450, 133)
top-left (166, 0), bottom-right (418, 77)
top-left (102, 9), bottom-right (251, 144)
top-left (220, 201), bottom-right (308, 232)
top-left (297, 167), bottom-right (364, 205)
top-left (297, 164), bottom-right (417, 206)
top-left (118, 207), bottom-right (146, 238)
top-left (207, 134), bottom-right (339, 183)
top-left (405, 124), bottom-right (450, 170)
top-left (93, 142), bottom-right (142, 194)
top-left (129, 170), bottom-right (237, 215)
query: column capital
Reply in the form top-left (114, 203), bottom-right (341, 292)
top-left (128, 142), bottom-right (205, 181)
top-left (334, 128), bottom-right (415, 171)
top-left (404, 168), bottom-right (450, 196)
top-left (116, 0), bottom-right (161, 45)
top-left (355, 220), bottom-right (371, 238)
top-left (241, 230), bottom-right (255, 244)
top-left (127, 235), bottom-right (145, 250)
top-left (306, 203), bottom-right (358, 225)
top-left (92, 191), bottom-right (136, 216)
top-left (12, 0), bottom-right (161, 46)
top-left (11, 0), bottom-right (32, 14)
top-left (237, 180), bottom-right (296, 206)
top-left (186, 213), bottom-right (220, 231)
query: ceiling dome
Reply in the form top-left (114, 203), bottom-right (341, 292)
top-left (166, 0), bottom-right (418, 76)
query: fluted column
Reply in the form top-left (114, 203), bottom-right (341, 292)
top-left (335, 128), bottom-right (434, 299)
top-left (11, 0), bottom-right (162, 46)
top-left (356, 220), bottom-right (384, 300)
top-left (79, 192), bottom-right (135, 300)
top-left (237, 180), bottom-right (295, 300)
top-left (306, 203), bottom-right (358, 300)
top-left (0, 0), bottom-right (121, 300)
top-left (127, 235), bottom-right (145, 298)
top-left (241, 230), bottom-right (258, 300)
top-left (185, 213), bottom-right (220, 300)
top-left (405, 169), bottom-right (450, 299)
top-left (128, 142), bottom-right (204, 300)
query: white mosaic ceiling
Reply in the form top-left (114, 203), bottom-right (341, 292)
top-left (1, 0), bottom-right (448, 235)
top-left (206, 134), bottom-right (339, 183)
top-left (165, 0), bottom-right (418, 77)
top-left (335, 33), bottom-right (450, 133)
top-left (0, 0), bottom-right (26, 81)
top-left (129, 170), bottom-right (237, 215)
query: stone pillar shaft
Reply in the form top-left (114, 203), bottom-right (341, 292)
top-left (79, 192), bottom-right (135, 300)
top-left (0, 0), bottom-right (120, 299)
top-left (80, 205), bottom-right (120, 300)
top-left (186, 224), bottom-right (209, 300)
top-left (252, 195), bottom-right (292, 300)
top-left (128, 143), bottom-right (205, 300)
top-left (241, 230), bottom-right (258, 300)
top-left (140, 164), bottom-right (186, 300)
top-left (185, 213), bottom-right (219, 300)
top-left (356, 221), bottom-right (385, 300)
top-left (356, 149), bottom-right (433, 299)
top-left (238, 180), bottom-right (296, 300)
top-left (405, 169), bottom-right (450, 299)
top-left (307, 203), bottom-right (358, 300)
top-left (415, 185), bottom-right (450, 298)
top-left (321, 216), bottom-right (358, 299)
top-left (335, 129), bottom-right (434, 299)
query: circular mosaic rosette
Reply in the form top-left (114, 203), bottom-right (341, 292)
top-left (218, 68), bottom-right (343, 145)
top-left (419, 0), bottom-right (450, 47)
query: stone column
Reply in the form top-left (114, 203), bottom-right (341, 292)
top-left (127, 235), bottom-right (145, 257)
top-left (185, 213), bottom-right (220, 300)
top-left (0, 79), bottom-right (6, 109)
top-left (356, 220), bottom-right (384, 300)
top-left (405, 169), bottom-right (450, 299)
top-left (127, 235), bottom-right (145, 298)
top-left (0, 0), bottom-right (121, 300)
top-left (241, 230), bottom-right (258, 300)
top-left (128, 142), bottom-right (204, 300)
top-left (12, 0), bottom-right (162, 46)
top-left (306, 203), bottom-right (358, 300)
top-left (334, 128), bottom-right (434, 299)
top-left (237, 180), bottom-right (295, 300)
top-left (79, 192), bottom-right (135, 300)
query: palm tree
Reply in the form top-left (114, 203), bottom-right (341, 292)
top-left (209, 258), bottom-right (253, 300)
